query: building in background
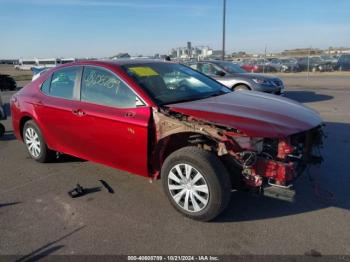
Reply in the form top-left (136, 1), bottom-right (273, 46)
top-left (169, 42), bottom-right (214, 60)
top-left (327, 47), bottom-right (350, 55)
top-left (281, 48), bottom-right (322, 57)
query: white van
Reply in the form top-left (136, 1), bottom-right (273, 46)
top-left (37, 58), bottom-right (58, 68)
top-left (16, 59), bottom-right (38, 70)
top-left (58, 58), bottom-right (76, 64)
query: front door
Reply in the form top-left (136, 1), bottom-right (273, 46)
top-left (75, 66), bottom-right (151, 177)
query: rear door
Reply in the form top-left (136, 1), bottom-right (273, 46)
top-left (75, 66), bottom-right (151, 177)
top-left (35, 66), bottom-right (85, 156)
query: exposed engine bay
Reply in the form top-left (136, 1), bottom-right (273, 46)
top-left (153, 108), bottom-right (324, 197)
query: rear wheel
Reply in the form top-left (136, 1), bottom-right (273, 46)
top-left (161, 146), bottom-right (231, 221)
top-left (23, 120), bottom-right (55, 162)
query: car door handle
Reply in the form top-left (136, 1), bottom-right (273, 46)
top-left (72, 109), bottom-right (86, 117)
top-left (124, 111), bottom-right (136, 118)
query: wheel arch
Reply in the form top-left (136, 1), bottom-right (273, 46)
top-left (150, 131), bottom-right (218, 177)
top-left (232, 83), bottom-right (251, 90)
top-left (19, 115), bottom-right (33, 140)
top-left (19, 114), bottom-right (50, 147)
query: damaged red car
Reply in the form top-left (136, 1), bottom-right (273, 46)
top-left (10, 60), bottom-right (324, 221)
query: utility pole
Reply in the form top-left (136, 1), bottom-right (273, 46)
top-left (222, 0), bottom-right (226, 61)
top-left (307, 46), bottom-right (311, 80)
top-left (263, 44), bottom-right (267, 73)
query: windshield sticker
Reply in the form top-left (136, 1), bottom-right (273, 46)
top-left (129, 67), bottom-right (159, 77)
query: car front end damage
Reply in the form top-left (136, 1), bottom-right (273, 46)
top-left (226, 127), bottom-right (324, 200)
top-left (152, 106), bottom-right (324, 202)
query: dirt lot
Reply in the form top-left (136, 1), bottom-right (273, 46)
top-left (0, 67), bottom-right (350, 257)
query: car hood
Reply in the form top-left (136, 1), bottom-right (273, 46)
top-left (166, 91), bottom-right (322, 138)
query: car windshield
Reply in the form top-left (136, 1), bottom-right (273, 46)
top-left (122, 62), bottom-right (231, 105)
top-left (213, 62), bottom-right (247, 74)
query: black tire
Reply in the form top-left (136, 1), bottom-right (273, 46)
top-left (233, 84), bottom-right (249, 91)
top-left (23, 120), bottom-right (55, 163)
top-left (0, 123), bottom-right (5, 137)
top-left (161, 146), bottom-right (231, 221)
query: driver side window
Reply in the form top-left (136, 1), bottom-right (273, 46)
top-left (81, 66), bottom-right (143, 108)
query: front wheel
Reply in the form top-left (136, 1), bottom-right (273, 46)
top-left (161, 146), bottom-right (231, 221)
top-left (23, 120), bottom-right (55, 163)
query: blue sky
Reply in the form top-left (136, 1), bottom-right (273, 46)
top-left (0, 0), bottom-right (349, 58)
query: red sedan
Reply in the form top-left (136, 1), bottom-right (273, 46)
top-left (240, 63), bottom-right (262, 73)
top-left (11, 60), bottom-right (324, 221)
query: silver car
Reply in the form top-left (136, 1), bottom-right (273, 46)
top-left (187, 60), bottom-right (284, 95)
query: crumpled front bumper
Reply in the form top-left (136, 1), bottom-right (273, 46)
top-left (241, 126), bottom-right (324, 201)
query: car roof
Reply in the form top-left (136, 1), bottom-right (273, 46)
top-left (81, 59), bottom-right (167, 66)
top-left (53, 59), bottom-right (170, 70)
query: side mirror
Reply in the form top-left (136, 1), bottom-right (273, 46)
top-left (216, 70), bottom-right (226, 76)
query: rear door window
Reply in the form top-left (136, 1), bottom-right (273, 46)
top-left (50, 67), bottom-right (80, 99)
top-left (41, 77), bottom-right (51, 95)
top-left (81, 66), bottom-right (143, 108)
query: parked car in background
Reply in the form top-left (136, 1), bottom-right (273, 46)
top-left (297, 56), bottom-right (334, 72)
top-left (186, 60), bottom-right (284, 95)
top-left (335, 54), bottom-right (350, 71)
top-left (0, 74), bottom-right (17, 91)
top-left (11, 60), bottom-right (323, 221)
top-left (264, 58), bottom-right (283, 72)
top-left (279, 58), bottom-right (300, 72)
top-left (266, 58), bottom-right (301, 73)
top-left (320, 55), bottom-right (338, 65)
top-left (240, 60), bottom-right (263, 73)
top-left (240, 59), bottom-right (278, 73)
